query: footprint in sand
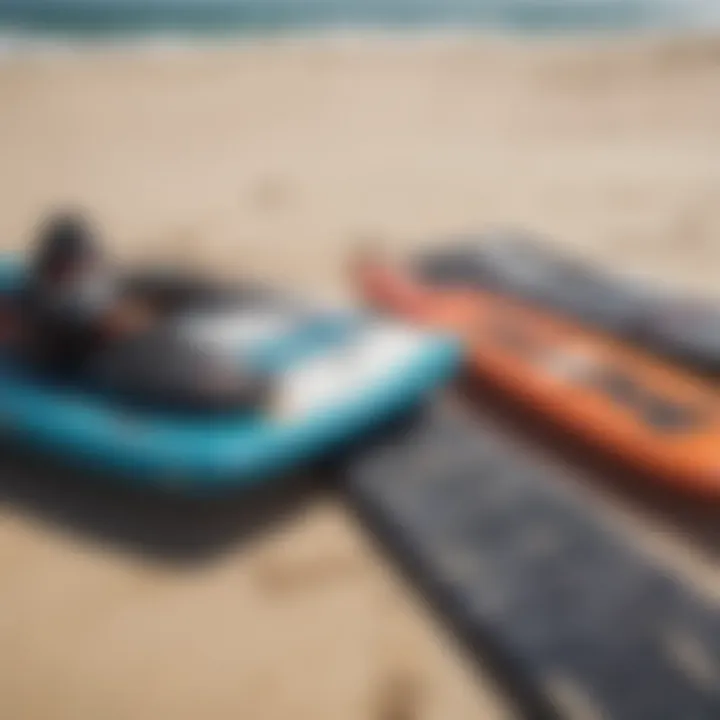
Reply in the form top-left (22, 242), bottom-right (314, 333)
top-left (250, 176), bottom-right (295, 215)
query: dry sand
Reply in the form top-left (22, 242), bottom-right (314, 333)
top-left (0, 33), bottom-right (720, 719)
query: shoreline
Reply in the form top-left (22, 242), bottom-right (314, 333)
top-left (0, 0), bottom-right (718, 48)
top-left (2, 23), bottom-right (720, 61)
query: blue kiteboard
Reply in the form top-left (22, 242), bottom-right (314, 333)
top-left (0, 257), bottom-right (460, 493)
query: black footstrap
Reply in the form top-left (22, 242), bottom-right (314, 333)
top-left (343, 401), bottom-right (720, 720)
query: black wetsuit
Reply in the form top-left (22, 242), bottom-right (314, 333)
top-left (18, 269), bottom-right (118, 376)
top-left (17, 264), bottom-right (271, 412)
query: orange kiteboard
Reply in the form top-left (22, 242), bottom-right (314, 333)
top-left (352, 253), bottom-right (720, 498)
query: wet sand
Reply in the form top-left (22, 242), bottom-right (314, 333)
top-left (0, 33), bottom-right (720, 719)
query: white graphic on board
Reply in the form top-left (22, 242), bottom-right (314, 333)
top-left (277, 325), bottom-right (429, 419)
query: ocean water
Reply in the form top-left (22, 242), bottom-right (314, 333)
top-left (0, 0), bottom-right (715, 39)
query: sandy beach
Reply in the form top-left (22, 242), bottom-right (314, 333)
top-left (1, 33), bottom-right (720, 719)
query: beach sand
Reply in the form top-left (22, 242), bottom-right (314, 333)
top-left (0, 34), bottom-right (720, 719)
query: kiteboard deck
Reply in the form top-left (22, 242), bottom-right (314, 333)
top-left (344, 401), bottom-right (720, 720)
